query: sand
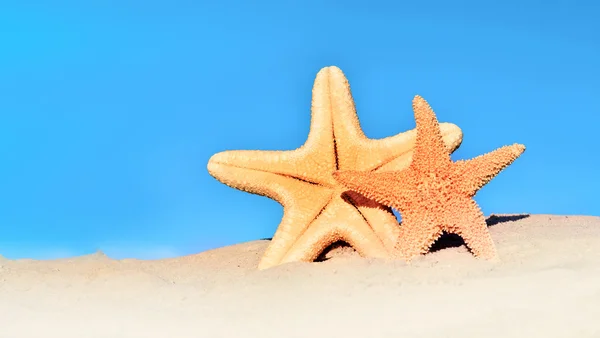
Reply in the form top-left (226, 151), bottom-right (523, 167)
top-left (1, 214), bottom-right (599, 338)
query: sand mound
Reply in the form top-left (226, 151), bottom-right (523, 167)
top-left (1, 214), bottom-right (599, 338)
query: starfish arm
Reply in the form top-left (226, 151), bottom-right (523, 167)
top-left (393, 210), bottom-right (445, 261)
top-left (332, 170), bottom-right (413, 211)
top-left (411, 95), bottom-right (452, 169)
top-left (208, 144), bottom-right (338, 188)
top-left (321, 66), bottom-right (382, 171)
top-left (453, 143), bottom-right (526, 197)
top-left (444, 198), bottom-right (498, 260)
top-left (208, 158), bottom-right (337, 270)
top-left (301, 67), bottom-right (338, 157)
top-left (256, 186), bottom-right (334, 270)
top-left (327, 66), bottom-right (367, 142)
top-left (343, 191), bottom-right (400, 252)
top-left (321, 68), bottom-right (465, 173)
top-left (354, 122), bottom-right (464, 172)
top-left (279, 196), bottom-right (390, 264)
top-left (207, 150), bottom-right (333, 198)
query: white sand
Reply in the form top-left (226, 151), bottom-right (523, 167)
top-left (1, 214), bottom-right (599, 338)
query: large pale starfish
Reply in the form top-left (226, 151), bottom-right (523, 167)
top-left (333, 95), bottom-right (525, 261)
top-left (207, 67), bottom-right (463, 270)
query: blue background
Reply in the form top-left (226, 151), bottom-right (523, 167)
top-left (1, 0), bottom-right (598, 259)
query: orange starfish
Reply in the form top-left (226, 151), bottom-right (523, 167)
top-left (333, 95), bottom-right (525, 261)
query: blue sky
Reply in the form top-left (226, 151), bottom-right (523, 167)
top-left (0, 0), bottom-right (598, 260)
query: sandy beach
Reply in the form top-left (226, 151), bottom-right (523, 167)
top-left (1, 214), bottom-right (599, 338)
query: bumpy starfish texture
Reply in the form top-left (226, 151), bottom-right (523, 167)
top-left (207, 67), bottom-right (463, 270)
top-left (333, 95), bottom-right (525, 261)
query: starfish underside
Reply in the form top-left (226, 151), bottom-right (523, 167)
top-left (207, 67), bottom-right (464, 270)
top-left (333, 95), bottom-right (525, 261)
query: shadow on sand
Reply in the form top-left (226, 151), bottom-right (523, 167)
top-left (258, 213), bottom-right (531, 257)
top-left (430, 213), bottom-right (530, 252)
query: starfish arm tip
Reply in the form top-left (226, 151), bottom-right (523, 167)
top-left (455, 142), bottom-right (526, 196)
top-left (512, 143), bottom-right (526, 155)
top-left (206, 152), bottom-right (226, 175)
top-left (327, 65), bottom-right (343, 73)
top-left (316, 65), bottom-right (344, 79)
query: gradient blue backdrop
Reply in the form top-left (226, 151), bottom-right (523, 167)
top-left (1, 0), bottom-right (598, 260)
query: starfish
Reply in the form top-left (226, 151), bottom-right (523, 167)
top-left (333, 95), bottom-right (525, 261)
top-left (207, 67), bottom-right (464, 270)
